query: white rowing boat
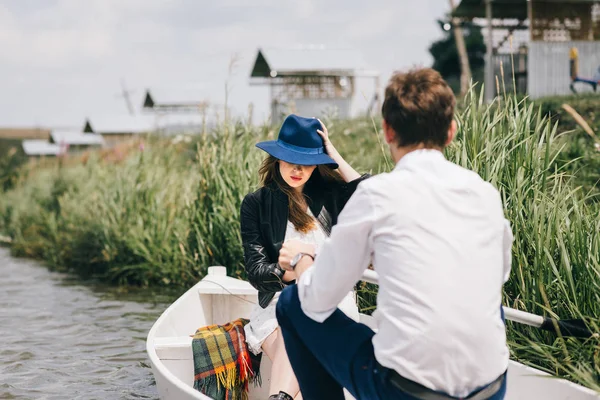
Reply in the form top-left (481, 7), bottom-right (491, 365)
top-left (147, 266), bottom-right (599, 400)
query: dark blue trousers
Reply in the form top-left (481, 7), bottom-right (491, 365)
top-left (275, 285), bottom-right (507, 400)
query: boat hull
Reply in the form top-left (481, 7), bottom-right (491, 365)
top-left (147, 267), bottom-right (599, 399)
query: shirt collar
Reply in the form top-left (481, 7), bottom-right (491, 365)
top-left (393, 148), bottom-right (446, 171)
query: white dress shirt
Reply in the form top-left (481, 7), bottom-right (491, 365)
top-left (297, 149), bottom-right (512, 398)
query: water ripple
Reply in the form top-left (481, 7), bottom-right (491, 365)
top-left (0, 248), bottom-right (173, 399)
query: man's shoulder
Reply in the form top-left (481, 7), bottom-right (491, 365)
top-left (448, 162), bottom-right (504, 208)
top-left (458, 164), bottom-right (501, 195)
top-left (351, 171), bottom-right (415, 212)
top-left (447, 161), bottom-right (499, 188)
top-left (360, 168), bottom-right (411, 186)
top-left (358, 167), bottom-right (422, 195)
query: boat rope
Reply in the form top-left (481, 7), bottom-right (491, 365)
top-left (201, 280), bottom-right (260, 305)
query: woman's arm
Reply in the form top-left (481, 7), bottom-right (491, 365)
top-left (317, 120), bottom-right (361, 183)
top-left (240, 193), bottom-right (294, 292)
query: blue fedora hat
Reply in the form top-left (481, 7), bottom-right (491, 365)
top-left (256, 114), bottom-right (338, 168)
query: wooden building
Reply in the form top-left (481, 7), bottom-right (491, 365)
top-left (249, 46), bottom-right (380, 124)
top-left (453, 0), bottom-right (600, 99)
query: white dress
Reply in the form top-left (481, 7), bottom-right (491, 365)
top-left (244, 208), bottom-right (360, 355)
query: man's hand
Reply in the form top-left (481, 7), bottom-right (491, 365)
top-left (279, 239), bottom-right (315, 271)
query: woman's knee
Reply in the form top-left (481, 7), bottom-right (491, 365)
top-left (261, 328), bottom-right (280, 359)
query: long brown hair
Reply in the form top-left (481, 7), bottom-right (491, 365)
top-left (258, 156), bottom-right (343, 233)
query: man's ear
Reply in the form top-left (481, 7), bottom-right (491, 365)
top-left (382, 120), bottom-right (396, 145)
top-left (446, 120), bottom-right (457, 146)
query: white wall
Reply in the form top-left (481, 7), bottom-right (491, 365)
top-left (528, 41), bottom-right (600, 98)
top-left (269, 75), bottom-right (380, 124)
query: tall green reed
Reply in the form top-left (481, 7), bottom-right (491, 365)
top-left (0, 91), bottom-right (598, 389)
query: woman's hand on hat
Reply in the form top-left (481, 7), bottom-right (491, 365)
top-left (316, 119), bottom-right (337, 156)
top-left (316, 118), bottom-right (360, 182)
top-left (316, 119), bottom-right (330, 144)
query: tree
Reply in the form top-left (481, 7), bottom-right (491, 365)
top-left (449, 0), bottom-right (472, 96)
top-left (429, 18), bottom-right (486, 95)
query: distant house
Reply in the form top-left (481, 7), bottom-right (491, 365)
top-left (140, 86), bottom-right (212, 134)
top-left (21, 140), bottom-right (61, 157)
top-left (83, 115), bottom-right (156, 146)
top-left (453, 0), bottom-right (600, 99)
top-left (49, 130), bottom-right (105, 152)
top-left (142, 87), bottom-right (210, 114)
top-left (249, 46), bottom-right (380, 124)
top-left (21, 130), bottom-right (104, 157)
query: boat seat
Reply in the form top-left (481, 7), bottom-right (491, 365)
top-left (153, 335), bottom-right (355, 399)
top-left (154, 336), bottom-right (193, 360)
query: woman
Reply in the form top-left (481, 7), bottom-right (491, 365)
top-left (240, 114), bottom-right (369, 400)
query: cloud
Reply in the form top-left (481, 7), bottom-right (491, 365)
top-left (0, 0), bottom-right (450, 126)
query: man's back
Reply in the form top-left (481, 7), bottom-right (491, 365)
top-left (276, 68), bottom-right (510, 400)
top-left (364, 149), bottom-right (511, 397)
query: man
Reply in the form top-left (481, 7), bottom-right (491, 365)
top-left (276, 68), bottom-right (513, 400)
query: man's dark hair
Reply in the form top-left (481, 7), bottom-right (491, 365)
top-left (381, 68), bottom-right (456, 148)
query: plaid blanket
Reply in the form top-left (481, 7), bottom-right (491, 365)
top-left (192, 318), bottom-right (262, 400)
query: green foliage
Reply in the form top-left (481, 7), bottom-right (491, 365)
top-left (429, 20), bottom-right (486, 94)
top-left (0, 92), bottom-right (599, 390)
top-left (0, 139), bottom-right (28, 192)
top-left (534, 93), bottom-right (600, 201)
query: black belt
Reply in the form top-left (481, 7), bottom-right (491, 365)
top-left (384, 366), bottom-right (505, 400)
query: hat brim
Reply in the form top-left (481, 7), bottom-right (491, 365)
top-left (256, 141), bottom-right (339, 169)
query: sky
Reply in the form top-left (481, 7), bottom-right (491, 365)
top-left (0, 0), bottom-right (450, 128)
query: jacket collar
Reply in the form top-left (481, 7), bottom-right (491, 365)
top-left (266, 181), bottom-right (289, 204)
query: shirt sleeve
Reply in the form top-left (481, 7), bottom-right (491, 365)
top-left (502, 218), bottom-right (513, 283)
top-left (297, 183), bottom-right (376, 322)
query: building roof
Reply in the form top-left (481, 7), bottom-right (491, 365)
top-left (142, 85), bottom-right (209, 110)
top-left (83, 115), bottom-right (157, 134)
top-left (22, 140), bottom-right (61, 156)
top-left (453, 0), bottom-right (598, 19)
top-left (250, 46), bottom-right (378, 78)
top-left (49, 130), bottom-right (105, 146)
top-left (453, 0), bottom-right (527, 19)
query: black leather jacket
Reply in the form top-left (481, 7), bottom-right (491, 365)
top-left (240, 174), bottom-right (370, 308)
